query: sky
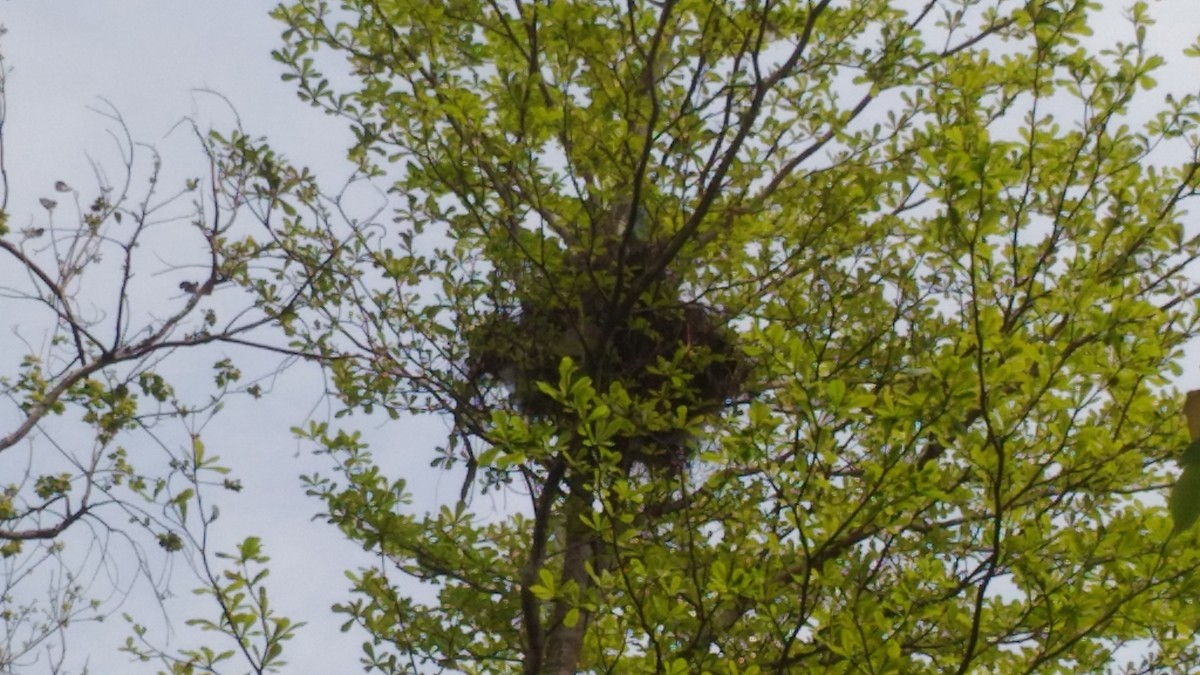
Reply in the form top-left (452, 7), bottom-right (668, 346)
top-left (2, 1), bottom-right (1200, 674)
top-left (0, 3), bottom-right (438, 673)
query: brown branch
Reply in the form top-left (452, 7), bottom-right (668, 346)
top-left (520, 456), bottom-right (566, 675)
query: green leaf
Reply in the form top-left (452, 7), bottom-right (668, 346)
top-left (1182, 439), bottom-right (1200, 467)
top-left (1185, 390), bottom-right (1200, 440)
top-left (156, 531), bottom-right (184, 553)
top-left (827, 379), bottom-right (846, 407)
top-left (1171, 463), bottom-right (1200, 533)
top-left (192, 434), bottom-right (206, 465)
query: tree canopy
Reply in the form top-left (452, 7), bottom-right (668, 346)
top-left (6, 0), bottom-right (1200, 673)
top-left (252, 0), bottom-right (1200, 671)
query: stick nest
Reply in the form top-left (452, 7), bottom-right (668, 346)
top-left (466, 237), bottom-right (747, 471)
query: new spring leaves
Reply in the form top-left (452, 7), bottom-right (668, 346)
top-left (1172, 390), bottom-right (1200, 533)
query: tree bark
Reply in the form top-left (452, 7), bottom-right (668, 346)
top-left (542, 485), bottom-right (596, 674)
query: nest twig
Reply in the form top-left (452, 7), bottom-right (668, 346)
top-left (466, 236), bottom-right (746, 471)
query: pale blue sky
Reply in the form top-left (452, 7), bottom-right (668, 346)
top-left (1, 3), bottom-right (429, 673)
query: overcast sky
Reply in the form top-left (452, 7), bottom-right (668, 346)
top-left (3, 2), bottom-right (1200, 674)
top-left (0, 3), bottom-right (442, 673)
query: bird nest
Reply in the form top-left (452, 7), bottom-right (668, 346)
top-left (466, 246), bottom-right (746, 471)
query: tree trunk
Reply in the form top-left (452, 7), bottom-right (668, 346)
top-left (542, 486), bottom-right (596, 674)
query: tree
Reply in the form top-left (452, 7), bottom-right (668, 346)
top-left (0, 29), bottom-right (309, 671)
top-left (239, 0), bottom-right (1200, 672)
top-left (9, 1), bottom-right (1200, 673)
